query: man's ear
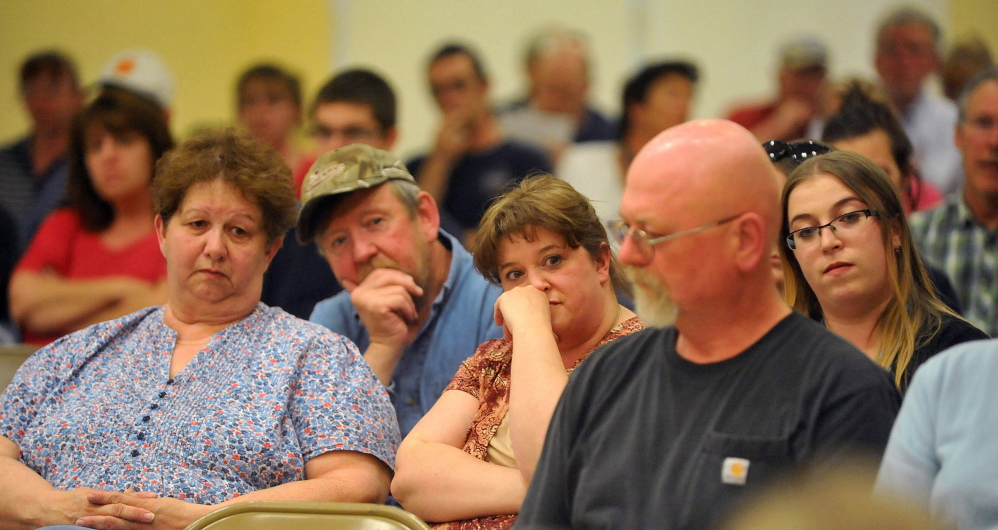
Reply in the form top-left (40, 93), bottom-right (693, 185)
top-left (415, 191), bottom-right (441, 241)
top-left (732, 213), bottom-right (766, 272)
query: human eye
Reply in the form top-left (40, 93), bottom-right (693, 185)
top-left (344, 127), bottom-right (370, 141)
top-left (187, 219), bottom-right (208, 229)
top-left (363, 216), bottom-right (388, 232)
top-left (837, 211), bottom-right (864, 225)
top-left (230, 225), bottom-right (251, 239)
top-left (503, 269), bottom-right (524, 283)
top-left (312, 125), bottom-right (333, 139)
top-left (543, 254), bottom-right (564, 268)
top-left (795, 227), bottom-right (818, 240)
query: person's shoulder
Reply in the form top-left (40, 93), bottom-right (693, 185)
top-left (39, 207), bottom-right (82, 228)
top-left (263, 303), bottom-right (350, 339)
top-left (725, 100), bottom-right (776, 125)
top-left (309, 289), bottom-right (356, 325)
top-left (919, 90), bottom-right (958, 119)
top-left (465, 338), bottom-right (513, 367)
top-left (769, 312), bottom-right (891, 383)
top-left (497, 139), bottom-right (551, 165)
top-left (575, 326), bottom-right (665, 377)
top-left (49, 306), bottom-right (164, 352)
top-left (559, 141), bottom-right (618, 166)
top-left (935, 313), bottom-right (990, 343)
top-left (912, 337), bottom-right (998, 393)
top-left (256, 303), bottom-right (363, 358)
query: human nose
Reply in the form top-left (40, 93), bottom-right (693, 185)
top-left (351, 230), bottom-right (379, 264)
top-left (524, 269), bottom-right (551, 292)
top-left (203, 227), bottom-right (227, 260)
top-left (618, 231), bottom-right (650, 266)
top-left (817, 224), bottom-right (842, 251)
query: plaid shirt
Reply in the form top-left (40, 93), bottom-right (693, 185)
top-left (910, 194), bottom-right (998, 336)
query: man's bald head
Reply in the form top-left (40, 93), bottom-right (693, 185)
top-left (627, 119), bottom-right (782, 242)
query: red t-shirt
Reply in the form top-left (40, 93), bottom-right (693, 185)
top-left (14, 208), bottom-right (166, 345)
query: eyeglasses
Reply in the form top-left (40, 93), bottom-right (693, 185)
top-left (786, 209), bottom-right (880, 250)
top-left (608, 214), bottom-right (742, 259)
top-left (312, 124), bottom-right (379, 143)
top-left (763, 140), bottom-right (833, 167)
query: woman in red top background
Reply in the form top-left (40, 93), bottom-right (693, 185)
top-left (10, 88), bottom-right (174, 345)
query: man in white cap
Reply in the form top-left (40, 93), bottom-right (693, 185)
top-left (97, 48), bottom-right (174, 120)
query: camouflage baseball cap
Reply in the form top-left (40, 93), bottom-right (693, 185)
top-left (297, 143), bottom-right (415, 243)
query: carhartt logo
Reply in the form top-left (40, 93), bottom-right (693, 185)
top-left (305, 163), bottom-right (347, 196)
top-left (721, 457), bottom-right (749, 485)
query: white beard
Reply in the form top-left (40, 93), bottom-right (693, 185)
top-left (626, 266), bottom-right (678, 328)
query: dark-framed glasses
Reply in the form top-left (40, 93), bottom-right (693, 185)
top-left (608, 213), bottom-right (742, 258)
top-left (763, 140), bottom-right (832, 167)
top-left (786, 209), bottom-right (881, 250)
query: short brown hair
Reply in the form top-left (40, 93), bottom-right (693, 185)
top-left (472, 174), bottom-right (628, 295)
top-left (154, 128), bottom-right (296, 245)
top-left (20, 50), bottom-right (79, 90)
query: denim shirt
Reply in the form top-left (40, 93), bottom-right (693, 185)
top-left (310, 230), bottom-right (503, 438)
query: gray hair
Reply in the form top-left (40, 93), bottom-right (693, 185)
top-left (876, 6), bottom-right (943, 56)
top-left (524, 27), bottom-right (591, 76)
top-left (957, 66), bottom-right (998, 121)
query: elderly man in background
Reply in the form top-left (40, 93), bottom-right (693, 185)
top-left (499, 27), bottom-right (616, 159)
top-left (875, 6), bottom-right (963, 195)
top-left (517, 119), bottom-right (900, 529)
top-left (299, 144), bottom-right (502, 439)
top-left (910, 67), bottom-right (998, 337)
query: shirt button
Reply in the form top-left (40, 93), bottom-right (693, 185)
top-left (150, 404), bottom-right (159, 410)
top-left (159, 392), bottom-right (167, 398)
top-left (137, 433), bottom-right (145, 440)
top-left (166, 379), bottom-right (175, 385)
top-left (142, 416), bottom-right (150, 422)
top-left (131, 450), bottom-right (140, 457)
top-left (405, 398), bottom-right (416, 406)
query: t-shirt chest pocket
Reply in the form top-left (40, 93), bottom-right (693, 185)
top-left (676, 431), bottom-right (796, 525)
top-left (701, 431), bottom-right (795, 487)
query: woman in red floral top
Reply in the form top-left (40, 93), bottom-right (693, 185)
top-left (392, 175), bottom-right (643, 529)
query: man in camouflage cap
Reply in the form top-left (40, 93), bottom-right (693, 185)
top-left (298, 143), bottom-right (502, 439)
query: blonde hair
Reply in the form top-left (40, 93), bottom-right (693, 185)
top-left (779, 151), bottom-right (960, 390)
top-left (472, 174), bottom-right (627, 296)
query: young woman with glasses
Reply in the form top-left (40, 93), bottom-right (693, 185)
top-left (779, 150), bottom-right (986, 395)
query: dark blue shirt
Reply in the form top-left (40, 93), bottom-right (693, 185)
top-left (408, 140), bottom-right (551, 232)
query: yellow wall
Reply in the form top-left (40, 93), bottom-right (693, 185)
top-left (951, 0), bottom-right (998, 54)
top-left (0, 0), bottom-right (333, 144)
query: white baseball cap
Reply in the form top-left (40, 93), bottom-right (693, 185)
top-left (98, 48), bottom-right (174, 109)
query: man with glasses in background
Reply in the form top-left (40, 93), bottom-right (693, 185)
top-left (910, 67), bottom-right (998, 336)
top-left (874, 6), bottom-right (962, 195)
top-left (517, 119), bottom-right (900, 529)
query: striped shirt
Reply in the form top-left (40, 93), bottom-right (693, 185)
top-left (910, 194), bottom-right (998, 336)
